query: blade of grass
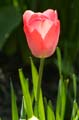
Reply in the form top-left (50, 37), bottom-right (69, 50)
top-left (47, 100), bottom-right (55, 120)
top-left (30, 57), bottom-right (38, 101)
top-left (56, 78), bottom-right (66, 120)
top-left (20, 96), bottom-right (26, 119)
top-left (71, 100), bottom-right (77, 120)
top-left (38, 90), bottom-right (45, 120)
top-left (11, 82), bottom-right (19, 120)
top-left (61, 80), bottom-right (66, 120)
top-left (34, 102), bottom-right (38, 118)
top-left (56, 47), bottom-right (66, 120)
top-left (72, 74), bottom-right (77, 100)
top-left (56, 79), bottom-right (62, 120)
top-left (77, 108), bottom-right (79, 119)
top-left (19, 69), bottom-right (33, 118)
top-left (56, 47), bottom-right (62, 78)
top-left (44, 97), bottom-right (47, 114)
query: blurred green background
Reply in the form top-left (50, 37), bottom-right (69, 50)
top-left (0, 0), bottom-right (79, 120)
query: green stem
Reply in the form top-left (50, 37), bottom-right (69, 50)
top-left (37, 58), bottom-right (45, 103)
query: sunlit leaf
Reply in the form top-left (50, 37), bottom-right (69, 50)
top-left (19, 69), bottom-right (33, 118)
top-left (30, 57), bottom-right (38, 101)
top-left (34, 102), bottom-right (38, 118)
top-left (56, 78), bottom-right (66, 120)
top-left (56, 47), bottom-right (62, 78)
top-left (47, 100), bottom-right (55, 120)
top-left (71, 100), bottom-right (78, 120)
top-left (38, 90), bottom-right (45, 120)
top-left (11, 82), bottom-right (19, 120)
top-left (20, 97), bottom-right (26, 119)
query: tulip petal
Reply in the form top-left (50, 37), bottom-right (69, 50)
top-left (28, 13), bottom-right (48, 24)
top-left (44, 20), bottom-right (60, 57)
top-left (23, 10), bottom-right (34, 24)
top-left (43, 9), bottom-right (58, 21)
top-left (28, 19), bottom-right (53, 39)
top-left (37, 19), bottom-right (53, 39)
top-left (29, 30), bottom-right (46, 57)
top-left (24, 25), bottom-right (46, 57)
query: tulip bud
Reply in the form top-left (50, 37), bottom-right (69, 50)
top-left (23, 9), bottom-right (60, 58)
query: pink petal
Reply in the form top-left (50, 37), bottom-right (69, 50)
top-left (23, 10), bottom-right (34, 24)
top-left (43, 9), bottom-right (58, 21)
top-left (44, 20), bottom-right (60, 57)
top-left (30, 30), bottom-right (46, 57)
top-left (37, 19), bottom-right (53, 39)
top-left (24, 25), bottom-right (46, 57)
top-left (28, 13), bottom-right (48, 25)
top-left (28, 19), bottom-right (53, 39)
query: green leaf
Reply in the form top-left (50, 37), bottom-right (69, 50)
top-left (34, 102), bottom-right (39, 118)
top-left (71, 100), bottom-right (78, 120)
top-left (34, 91), bottom-right (45, 119)
top-left (44, 97), bottom-right (47, 111)
top-left (72, 74), bottom-right (77, 100)
top-left (47, 100), bottom-right (55, 120)
top-left (56, 47), bottom-right (62, 78)
top-left (0, 6), bottom-right (21, 50)
top-left (19, 69), bottom-right (33, 118)
top-left (71, 100), bottom-right (79, 120)
top-left (31, 90), bottom-right (35, 105)
top-left (20, 96), bottom-right (26, 119)
top-left (61, 80), bottom-right (66, 120)
top-left (77, 109), bottom-right (79, 119)
top-left (38, 90), bottom-right (45, 120)
top-left (56, 79), bottom-right (66, 120)
top-left (30, 57), bottom-right (38, 101)
top-left (11, 82), bottom-right (19, 120)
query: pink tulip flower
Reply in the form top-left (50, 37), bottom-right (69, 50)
top-left (23, 9), bottom-right (60, 58)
